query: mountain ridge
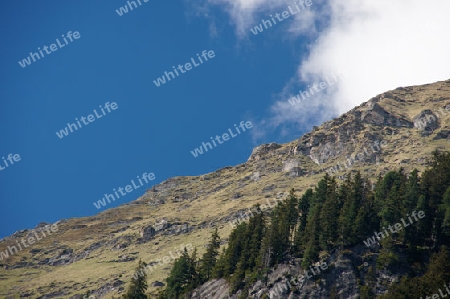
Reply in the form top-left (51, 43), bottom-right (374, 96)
top-left (1, 79), bottom-right (450, 298)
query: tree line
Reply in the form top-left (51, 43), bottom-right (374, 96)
top-left (123, 151), bottom-right (450, 298)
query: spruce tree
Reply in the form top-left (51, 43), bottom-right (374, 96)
top-left (123, 260), bottom-right (148, 299)
top-left (338, 174), bottom-right (362, 246)
top-left (223, 222), bottom-right (247, 276)
top-left (301, 203), bottom-right (320, 268)
top-left (293, 189), bottom-right (313, 257)
top-left (166, 248), bottom-right (197, 298)
top-left (199, 228), bottom-right (221, 282)
top-left (319, 178), bottom-right (339, 250)
top-left (246, 207), bottom-right (265, 271)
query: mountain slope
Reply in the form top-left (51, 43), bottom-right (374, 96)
top-left (1, 79), bottom-right (450, 299)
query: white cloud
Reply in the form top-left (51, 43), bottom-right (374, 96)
top-left (195, 0), bottom-right (450, 140)
top-left (299, 0), bottom-right (449, 114)
top-left (204, 0), bottom-right (290, 36)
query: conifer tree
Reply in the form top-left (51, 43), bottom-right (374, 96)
top-left (401, 169), bottom-right (421, 246)
top-left (339, 174), bottom-right (363, 246)
top-left (415, 194), bottom-right (432, 245)
top-left (319, 178), bottom-right (339, 250)
top-left (212, 247), bottom-right (227, 279)
top-left (301, 203), bottom-right (321, 268)
top-left (293, 189), bottom-right (312, 255)
top-left (166, 248), bottom-right (196, 298)
top-left (229, 257), bottom-right (246, 293)
top-left (336, 176), bottom-right (353, 247)
top-left (123, 260), bottom-right (148, 299)
top-left (199, 228), bottom-right (221, 282)
top-left (285, 189), bottom-right (299, 236)
top-left (222, 222), bottom-right (247, 276)
top-left (441, 186), bottom-right (450, 238)
top-left (246, 207), bottom-right (265, 271)
top-left (156, 153), bottom-right (450, 297)
top-left (405, 169), bottom-right (420, 212)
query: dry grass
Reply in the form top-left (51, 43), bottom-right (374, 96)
top-left (1, 80), bottom-right (450, 298)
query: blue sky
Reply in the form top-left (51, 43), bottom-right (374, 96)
top-left (1, 0), bottom-right (449, 239)
top-left (0, 0), bottom-right (318, 238)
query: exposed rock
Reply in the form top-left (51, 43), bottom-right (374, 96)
top-left (113, 243), bottom-right (128, 250)
top-left (189, 246), bottom-right (389, 298)
top-left (261, 184), bottom-right (276, 193)
top-left (149, 198), bottom-right (165, 206)
top-left (151, 281), bottom-right (165, 287)
top-left (140, 220), bottom-right (192, 243)
top-left (162, 223), bottom-right (192, 236)
top-left (282, 159), bottom-right (304, 176)
top-left (434, 129), bottom-right (450, 140)
top-left (114, 254), bottom-right (137, 263)
top-left (3, 79), bottom-right (450, 298)
top-left (232, 192), bottom-right (242, 199)
top-left (191, 278), bottom-right (230, 299)
top-left (72, 225), bottom-right (87, 229)
top-left (140, 226), bottom-right (156, 241)
top-left (413, 110), bottom-right (440, 134)
top-left (250, 171), bottom-right (261, 181)
top-left (154, 219), bottom-right (170, 232)
top-left (361, 102), bottom-right (413, 128)
top-left (248, 143), bottom-right (282, 162)
top-left (86, 279), bottom-right (124, 299)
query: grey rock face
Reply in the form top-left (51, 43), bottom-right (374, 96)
top-left (140, 220), bottom-right (192, 243)
top-left (361, 102), bottom-right (413, 128)
top-left (151, 281), bottom-right (165, 287)
top-left (189, 245), bottom-right (403, 298)
top-left (248, 143), bottom-right (282, 162)
top-left (434, 129), bottom-right (450, 140)
top-left (413, 110), bottom-right (440, 134)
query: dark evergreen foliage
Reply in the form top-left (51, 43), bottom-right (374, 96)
top-left (137, 152), bottom-right (450, 298)
top-left (122, 260), bottom-right (148, 299)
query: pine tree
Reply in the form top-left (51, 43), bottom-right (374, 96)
top-left (123, 260), bottom-right (148, 299)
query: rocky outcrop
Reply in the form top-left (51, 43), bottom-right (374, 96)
top-left (248, 143), bottom-right (282, 162)
top-left (413, 110), bottom-right (440, 136)
top-left (190, 278), bottom-right (230, 299)
top-left (189, 245), bottom-right (396, 299)
top-left (434, 129), bottom-right (450, 140)
top-left (140, 226), bottom-right (156, 241)
top-left (140, 219), bottom-right (192, 243)
top-left (282, 159), bottom-right (304, 176)
top-left (361, 102), bottom-right (413, 128)
top-left (290, 95), bottom-right (418, 166)
top-left (151, 281), bottom-right (165, 287)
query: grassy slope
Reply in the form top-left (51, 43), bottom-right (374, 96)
top-left (1, 80), bottom-right (450, 298)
